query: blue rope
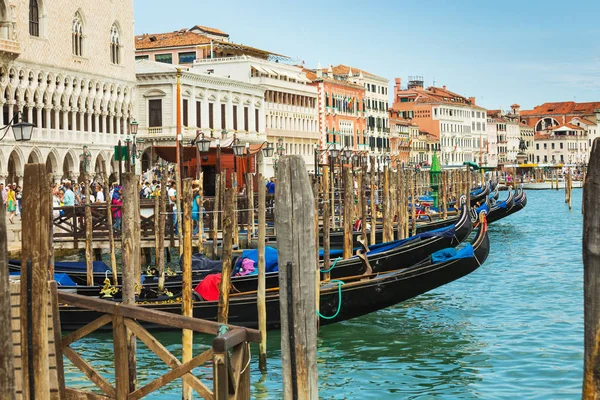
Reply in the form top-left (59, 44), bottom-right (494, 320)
top-left (321, 257), bottom-right (342, 273)
top-left (317, 280), bottom-right (344, 320)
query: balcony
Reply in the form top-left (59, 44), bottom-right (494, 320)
top-left (0, 22), bottom-right (20, 56)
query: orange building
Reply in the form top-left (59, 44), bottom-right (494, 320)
top-left (305, 68), bottom-right (367, 151)
top-left (518, 102), bottom-right (600, 133)
top-left (388, 109), bottom-right (413, 165)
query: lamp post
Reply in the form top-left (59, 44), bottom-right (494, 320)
top-left (0, 111), bottom-right (34, 142)
top-left (191, 130), bottom-right (211, 178)
top-left (124, 119), bottom-right (140, 172)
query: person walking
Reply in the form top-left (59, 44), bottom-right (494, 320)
top-left (192, 180), bottom-right (201, 236)
top-left (15, 186), bottom-right (22, 219)
top-left (95, 184), bottom-right (105, 203)
top-left (6, 184), bottom-right (17, 223)
top-left (63, 181), bottom-right (75, 206)
top-left (111, 186), bottom-right (123, 231)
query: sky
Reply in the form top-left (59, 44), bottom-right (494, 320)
top-left (134, 0), bottom-right (600, 111)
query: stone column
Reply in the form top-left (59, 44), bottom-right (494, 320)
top-left (0, 101), bottom-right (5, 127)
top-left (62, 108), bottom-right (69, 133)
top-left (7, 101), bottom-right (14, 125)
top-left (237, 99), bottom-right (244, 133)
top-left (226, 91), bottom-right (233, 131)
top-left (102, 113), bottom-right (107, 134)
top-left (93, 112), bottom-right (99, 134)
top-left (116, 113), bottom-right (122, 136)
top-left (214, 93), bottom-right (222, 131)
top-left (53, 107), bottom-right (60, 132)
top-left (189, 87), bottom-right (197, 129)
top-left (201, 90), bottom-right (209, 130)
top-left (45, 106), bottom-right (52, 137)
top-left (27, 103), bottom-right (33, 124)
top-left (35, 105), bottom-right (42, 132)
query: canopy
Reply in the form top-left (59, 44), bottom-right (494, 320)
top-left (153, 137), bottom-right (263, 163)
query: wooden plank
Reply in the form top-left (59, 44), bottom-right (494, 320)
top-left (64, 387), bottom-right (112, 400)
top-left (256, 151), bottom-right (267, 372)
top-left (275, 156), bottom-right (318, 400)
top-left (113, 315), bottom-right (129, 400)
top-left (124, 319), bottom-right (213, 399)
top-left (218, 187), bottom-right (235, 324)
top-left (181, 178), bottom-right (193, 400)
top-left (583, 138), bottom-right (600, 398)
top-left (62, 346), bottom-right (116, 398)
top-left (61, 314), bottom-right (113, 347)
top-left (0, 185), bottom-right (15, 399)
top-left (20, 163), bottom-right (52, 400)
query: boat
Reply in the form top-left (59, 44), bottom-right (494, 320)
top-left (521, 180), bottom-right (582, 190)
top-left (486, 188), bottom-right (527, 224)
top-left (11, 199), bottom-right (474, 299)
top-left (58, 212), bottom-right (490, 331)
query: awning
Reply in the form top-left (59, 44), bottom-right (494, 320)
top-left (153, 140), bottom-right (264, 163)
top-left (252, 65), bottom-right (270, 75)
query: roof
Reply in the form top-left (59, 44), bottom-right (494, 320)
top-left (189, 25), bottom-right (228, 37)
top-left (395, 85), bottom-right (485, 109)
top-left (521, 101), bottom-right (600, 116)
top-left (313, 64), bottom-right (387, 81)
top-left (552, 123), bottom-right (585, 131)
top-left (135, 59), bottom-right (184, 74)
top-left (571, 117), bottom-right (596, 126)
top-left (136, 30), bottom-right (212, 50)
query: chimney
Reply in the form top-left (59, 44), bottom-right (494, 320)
top-left (316, 62), bottom-right (322, 79)
top-left (469, 97), bottom-right (476, 105)
top-left (394, 78), bottom-right (402, 99)
top-left (442, 85), bottom-right (446, 90)
top-left (511, 104), bottom-right (520, 115)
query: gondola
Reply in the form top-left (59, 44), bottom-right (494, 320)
top-left (469, 183), bottom-right (490, 207)
top-left (16, 199), bottom-right (474, 299)
top-left (486, 187), bottom-right (526, 224)
top-left (58, 211), bottom-right (490, 331)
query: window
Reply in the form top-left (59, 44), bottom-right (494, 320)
top-left (551, 143), bottom-right (555, 150)
top-left (220, 104), bottom-right (226, 129)
top-left (72, 12), bottom-right (83, 56)
top-left (148, 99), bottom-right (162, 127)
top-left (560, 155), bottom-right (564, 162)
top-left (178, 52), bottom-right (196, 64)
top-left (255, 109), bottom-right (259, 132)
top-left (536, 155), bottom-right (540, 163)
top-left (196, 101), bottom-right (201, 128)
top-left (182, 99), bottom-right (188, 126)
top-left (110, 23), bottom-right (120, 64)
top-left (135, 55), bottom-right (149, 61)
top-left (543, 143), bottom-right (547, 150)
top-left (29, 0), bottom-right (39, 36)
top-left (155, 53), bottom-right (172, 64)
top-left (560, 142), bottom-right (563, 149)
top-left (244, 107), bottom-right (249, 131)
top-left (233, 105), bottom-right (238, 131)
top-left (208, 103), bottom-right (214, 129)
top-left (536, 143), bottom-right (539, 150)
top-left (544, 155), bottom-right (547, 162)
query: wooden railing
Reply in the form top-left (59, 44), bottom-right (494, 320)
top-left (54, 283), bottom-right (260, 399)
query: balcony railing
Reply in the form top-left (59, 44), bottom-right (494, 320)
top-left (0, 37), bottom-right (20, 56)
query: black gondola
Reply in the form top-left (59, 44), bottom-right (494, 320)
top-left (58, 212), bottom-right (490, 331)
top-left (486, 188), bottom-right (526, 224)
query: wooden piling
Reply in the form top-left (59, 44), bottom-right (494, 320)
top-left (466, 167), bottom-right (471, 207)
top-left (120, 172), bottom-right (139, 392)
top-left (247, 173), bottom-right (254, 249)
top-left (583, 138), bottom-right (600, 398)
top-left (411, 170), bottom-right (417, 236)
top-left (343, 166), bottom-right (353, 259)
top-left (157, 174), bottom-right (167, 293)
top-left (382, 166), bottom-right (391, 243)
top-left (275, 156), bottom-right (318, 400)
top-left (396, 168), bottom-right (404, 240)
top-left (360, 167), bottom-right (368, 243)
top-left (212, 173), bottom-right (221, 259)
top-left (322, 165), bottom-right (331, 281)
top-left (85, 179), bottom-right (94, 286)
top-left (217, 188), bottom-right (235, 324)
top-left (232, 173), bottom-right (239, 247)
top-left (104, 174), bottom-right (118, 285)
top-left (442, 171), bottom-right (448, 220)
top-left (369, 156), bottom-right (376, 246)
top-left (181, 179), bottom-right (193, 400)
top-left (256, 152), bottom-right (267, 371)
top-left (20, 163), bottom-right (52, 399)
top-left (0, 187), bottom-right (14, 399)
top-left (197, 172), bottom-right (204, 253)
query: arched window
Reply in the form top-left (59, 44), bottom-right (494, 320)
top-left (72, 12), bottom-right (83, 56)
top-left (29, 0), bottom-right (39, 36)
top-left (110, 23), bottom-right (120, 64)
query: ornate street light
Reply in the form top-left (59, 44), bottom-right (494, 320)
top-left (276, 137), bottom-right (285, 157)
top-left (0, 111), bottom-right (34, 142)
top-left (343, 147), bottom-right (353, 160)
top-left (194, 131), bottom-right (211, 153)
top-left (329, 143), bottom-right (340, 159)
top-left (232, 138), bottom-right (246, 157)
top-left (262, 142), bottom-right (274, 158)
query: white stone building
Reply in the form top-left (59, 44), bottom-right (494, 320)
top-left (534, 124), bottom-right (588, 165)
top-left (135, 59), bottom-right (266, 173)
top-left (0, 0), bottom-right (136, 185)
top-left (192, 55), bottom-right (319, 177)
top-left (519, 123), bottom-right (535, 163)
top-left (485, 119), bottom-right (498, 167)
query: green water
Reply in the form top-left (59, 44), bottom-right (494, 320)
top-left (64, 189), bottom-right (584, 398)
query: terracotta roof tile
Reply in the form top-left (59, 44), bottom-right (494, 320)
top-left (189, 25), bottom-right (228, 36)
top-left (136, 31), bottom-right (212, 50)
top-left (521, 101), bottom-right (600, 116)
top-left (553, 123), bottom-right (585, 131)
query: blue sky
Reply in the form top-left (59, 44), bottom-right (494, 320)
top-left (134, 0), bottom-right (600, 110)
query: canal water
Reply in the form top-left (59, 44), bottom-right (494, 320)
top-left (64, 189), bottom-right (584, 398)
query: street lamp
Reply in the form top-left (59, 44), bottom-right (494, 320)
top-left (232, 138), bottom-right (246, 157)
top-left (0, 111), bottom-right (34, 142)
top-left (193, 131), bottom-right (211, 153)
top-left (125, 119), bottom-right (143, 168)
top-left (343, 147), bottom-right (353, 160)
top-left (276, 137), bottom-right (285, 157)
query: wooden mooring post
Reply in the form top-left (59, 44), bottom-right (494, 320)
top-left (583, 138), bottom-right (600, 398)
top-left (0, 184), bottom-right (14, 399)
top-left (322, 165), bottom-right (331, 281)
top-left (369, 156), bottom-right (376, 246)
top-left (157, 174), bottom-right (167, 293)
top-left (20, 163), bottom-right (52, 399)
top-left (181, 178), bottom-right (193, 399)
top-left (257, 152), bottom-right (268, 371)
top-left (343, 166), bottom-right (353, 259)
top-left (275, 156), bottom-right (318, 399)
top-left (85, 178), bottom-right (94, 286)
top-left (217, 187), bottom-right (235, 324)
top-left (104, 173), bottom-right (118, 285)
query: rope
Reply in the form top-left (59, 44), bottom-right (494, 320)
top-left (321, 257), bottom-right (342, 273)
top-left (317, 280), bottom-right (344, 320)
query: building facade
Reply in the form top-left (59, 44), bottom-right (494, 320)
top-left (0, 0), bottom-right (136, 185)
top-left (519, 123), bottom-right (535, 163)
top-left (135, 59), bottom-right (266, 173)
top-left (486, 110), bottom-right (520, 165)
top-left (533, 124), bottom-right (588, 165)
top-left (392, 78), bottom-right (487, 166)
top-left (305, 67), bottom-right (366, 154)
top-left (388, 109), bottom-right (413, 165)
